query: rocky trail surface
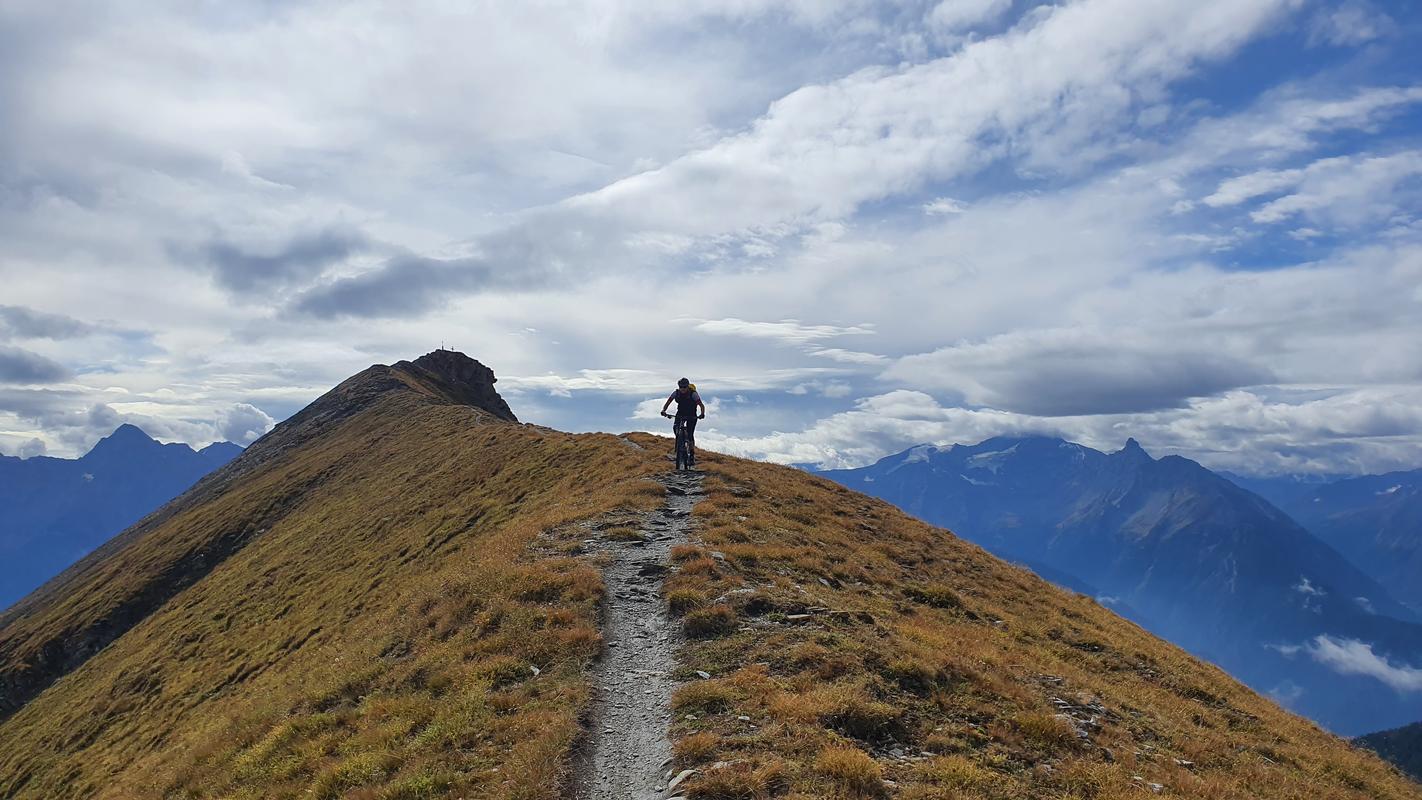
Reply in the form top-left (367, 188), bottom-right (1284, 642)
top-left (576, 470), bottom-right (703, 800)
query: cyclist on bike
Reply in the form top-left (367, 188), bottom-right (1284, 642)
top-left (660, 377), bottom-right (706, 466)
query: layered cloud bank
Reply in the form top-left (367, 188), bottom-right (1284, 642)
top-left (1, 0), bottom-right (1419, 474)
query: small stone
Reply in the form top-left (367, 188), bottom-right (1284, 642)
top-left (737, 715), bottom-right (750, 722)
top-left (696, 670), bottom-right (711, 679)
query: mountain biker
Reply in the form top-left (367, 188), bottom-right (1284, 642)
top-left (660, 377), bottom-right (705, 466)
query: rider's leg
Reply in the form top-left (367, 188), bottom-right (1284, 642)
top-left (684, 416), bottom-right (698, 464)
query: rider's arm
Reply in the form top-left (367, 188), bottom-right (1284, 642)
top-left (660, 395), bottom-right (673, 416)
top-left (696, 393), bottom-right (706, 418)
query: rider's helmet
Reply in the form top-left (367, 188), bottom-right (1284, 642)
top-left (678, 377), bottom-right (690, 389)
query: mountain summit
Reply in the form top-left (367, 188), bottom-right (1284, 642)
top-left (0, 360), bottom-right (1416, 799)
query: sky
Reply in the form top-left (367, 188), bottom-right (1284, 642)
top-left (1, 0), bottom-right (1420, 476)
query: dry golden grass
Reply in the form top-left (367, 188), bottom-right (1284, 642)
top-left (634, 439), bottom-right (1422, 800)
top-left (815, 745), bottom-right (886, 798)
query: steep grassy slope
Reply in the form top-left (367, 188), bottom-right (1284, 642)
top-left (0, 352), bottom-right (1416, 799)
top-left (0, 353), bottom-right (662, 799)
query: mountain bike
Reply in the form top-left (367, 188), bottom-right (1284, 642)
top-left (672, 416), bottom-right (693, 470)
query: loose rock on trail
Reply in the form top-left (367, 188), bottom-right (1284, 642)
top-left (576, 470), bottom-right (703, 799)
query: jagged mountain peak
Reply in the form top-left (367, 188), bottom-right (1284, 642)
top-left (237, 350), bottom-right (517, 470)
top-left (389, 349), bottom-right (517, 421)
top-left (331, 349), bottom-right (516, 422)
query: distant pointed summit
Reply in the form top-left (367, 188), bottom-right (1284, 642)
top-left (88, 423), bottom-right (159, 454)
top-left (1117, 437), bottom-right (1151, 463)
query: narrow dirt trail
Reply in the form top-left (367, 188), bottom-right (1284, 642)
top-left (576, 470), bottom-right (703, 800)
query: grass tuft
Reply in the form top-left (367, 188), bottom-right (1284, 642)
top-left (815, 746), bottom-right (885, 798)
top-left (682, 605), bottom-right (738, 638)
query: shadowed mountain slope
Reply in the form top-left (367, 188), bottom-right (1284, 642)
top-left (1234, 469), bottom-right (1422, 614)
top-left (0, 354), bottom-right (1417, 799)
top-left (0, 425), bottom-right (241, 610)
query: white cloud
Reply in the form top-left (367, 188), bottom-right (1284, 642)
top-left (923, 197), bottom-right (969, 215)
top-left (928, 0), bottom-right (1014, 35)
top-left (0, 435), bottom-right (48, 459)
top-left (1252, 152), bottom-right (1422, 225)
top-left (1307, 1), bottom-right (1394, 47)
top-left (807, 348), bottom-right (889, 366)
top-left (1307, 635), bottom-right (1422, 692)
top-left (632, 397), bottom-right (668, 421)
top-left (690, 318), bottom-right (875, 345)
top-left (1203, 168), bottom-right (1304, 207)
top-left (569, 0), bottom-right (1299, 237)
top-left (217, 402), bottom-right (275, 445)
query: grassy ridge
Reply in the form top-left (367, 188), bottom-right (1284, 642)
top-left (637, 441), bottom-right (1421, 799)
top-left (0, 389), bottom-right (661, 799)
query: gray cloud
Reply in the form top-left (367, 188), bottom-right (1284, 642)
top-left (0, 387), bottom-right (82, 419)
top-left (16, 437), bottom-right (47, 458)
top-left (197, 228), bottom-right (366, 294)
top-left (0, 305), bottom-right (97, 339)
top-left (216, 402), bottom-right (275, 445)
top-left (0, 345), bottom-right (72, 384)
top-left (885, 331), bottom-right (1273, 416)
top-left (292, 254), bottom-right (524, 319)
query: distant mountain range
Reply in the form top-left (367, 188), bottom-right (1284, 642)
top-left (0, 424), bottom-right (241, 610)
top-left (819, 436), bottom-right (1422, 735)
top-left (1227, 469), bottom-right (1422, 614)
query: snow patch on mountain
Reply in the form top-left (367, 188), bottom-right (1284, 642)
top-left (966, 443), bottom-right (1019, 473)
